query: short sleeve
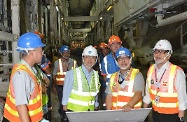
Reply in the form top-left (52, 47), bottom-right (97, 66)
top-left (12, 70), bottom-right (35, 106)
top-left (133, 72), bottom-right (145, 96)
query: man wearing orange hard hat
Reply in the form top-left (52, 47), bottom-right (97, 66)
top-left (100, 35), bottom-right (122, 84)
top-left (98, 42), bottom-right (109, 109)
top-left (34, 30), bottom-right (45, 39)
top-left (98, 42), bottom-right (109, 64)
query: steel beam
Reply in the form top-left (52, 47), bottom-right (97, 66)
top-left (69, 28), bottom-right (91, 32)
top-left (64, 16), bottom-right (98, 21)
top-left (0, 31), bottom-right (17, 41)
top-left (11, 0), bottom-right (20, 64)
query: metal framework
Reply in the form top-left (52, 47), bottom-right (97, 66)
top-left (64, 16), bottom-right (98, 21)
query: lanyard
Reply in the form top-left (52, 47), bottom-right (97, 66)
top-left (80, 67), bottom-right (95, 105)
top-left (81, 67), bottom-right (94, 86)
top-left (118, 70), bottom-right (130, 84)
top-left (155, 68), bottom-right (166, 93)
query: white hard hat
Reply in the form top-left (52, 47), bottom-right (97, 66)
top-left (82, 45), bottom-right (98, 57)
top-left (153, 39), bottom-right (173, 54)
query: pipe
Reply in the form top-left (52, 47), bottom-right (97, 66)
top-left (115, 0), bottom-right (169, 27)
top-left (0, 63), bottom-right (13, 66)
top-left (157, 11), bottom-right (187, 27)
top-left (156, 4), bottom-right (164, 24)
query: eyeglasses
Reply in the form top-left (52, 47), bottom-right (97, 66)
top-left (83, 56), bottom-right (97, 59)
top-left (153, 49), bottom-right (169, 54)
top-left (117, 56), bottom-right (130, 61)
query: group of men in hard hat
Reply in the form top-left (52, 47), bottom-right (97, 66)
top-left (1, 31), bottom-right (187, 122)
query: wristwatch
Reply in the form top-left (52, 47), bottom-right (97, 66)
top-left (179, 117), bottom-right (184, 121)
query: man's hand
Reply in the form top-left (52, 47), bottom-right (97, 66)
top-left (122, 104), bottom-right (132, 112)
top-left (178, 110), bottom-right (184, 122)
top-left (94, 107), bottom-right (99, 111)
top-left (63, 105), bottom-right (67, 111)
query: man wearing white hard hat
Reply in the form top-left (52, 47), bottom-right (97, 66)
top-left (143, 39), bottom-right (187, 122)
top-left (62, 45), bottom-right (100, 121)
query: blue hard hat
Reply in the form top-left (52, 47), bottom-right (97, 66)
top-left (17, 32), bottom-right (46, 51)
top-left (115, 47), bottom-right (131, 58)
top-left (59, 45), bottom-right (69, 53)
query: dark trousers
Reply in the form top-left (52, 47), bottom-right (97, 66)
top-left (56, 85), bottom-right (63, 114)
top-left (61, 109), bottom-right (72, 122)
top-left (152, 110), bottom-right (181, 122)
top-left (99, 85), bottom-right (106, 109)
top-left (45, 75), bottom-right (52, 120)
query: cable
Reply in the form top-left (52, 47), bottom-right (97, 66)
top-left (139, 13), bottom-right (157, 28)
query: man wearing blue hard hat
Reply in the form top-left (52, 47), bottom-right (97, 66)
top-left (52, 45), bottom-right (77, 116)
top-left (4, 32), bottom-right (46, 122)
top-left (105, 47), bottom-right (145, 111)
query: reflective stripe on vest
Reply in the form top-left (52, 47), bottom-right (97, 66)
top-left (103, 57), bottom-right (109, 74)
top-left (56, 59), bottom-right (66, 85)
top-left (4, 64), bottom-right (43, 122)
top-left (67, 67), bottom-right (100, 112)
top-left (72, 60), bottom-right (77, 69)
top-left (56, 59), bottom-right (77, 85)
top-left (110, 68), bottom-right (142, 110)
top-left (147, 64), bottom-right (180, 114)
top-left (104, 57), bottom-right (112, 80)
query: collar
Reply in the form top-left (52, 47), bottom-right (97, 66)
top-left (20, 59), bottom-right (36, 73)
top-left (110, 52), bottom-right (116, 58)
top-left (118, 69), bottom-right (130, 81)
top-left (108, 52), bottom-right (113, 57)
top-left (155, 61), bottom-right (170, 71)
top-left (81, 64), bottom-right (93, 75)
top-left (61, 58), bottom-right (71, 63)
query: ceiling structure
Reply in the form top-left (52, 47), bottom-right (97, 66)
top-left (44, 0), bottom-right (114, 42)
top-left (66, 0), bottom-right (96, 41)
top-left (68, 0), bottom-right (94, 16)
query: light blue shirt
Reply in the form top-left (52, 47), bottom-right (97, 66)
top-left (62, 64), bottom-right (99, 107)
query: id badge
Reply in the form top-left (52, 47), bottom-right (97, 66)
top-left (155, 96), bottom-right (160, 103)
top-left (155, 82), bottom-right (160, 88)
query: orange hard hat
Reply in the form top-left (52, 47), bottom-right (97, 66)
top-left (34, 31), bottom-right (44, 39)
top-left (108, 35), bottom-right (122, 45)
top-left (99, 42), bottom-right (108, 49)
